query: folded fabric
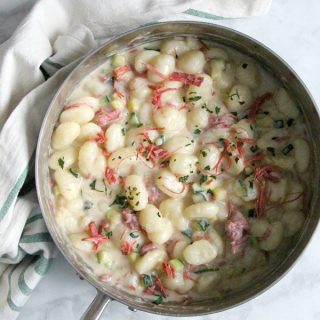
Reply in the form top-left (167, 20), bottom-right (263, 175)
top-left (0, 0), bottom-right (272, 318)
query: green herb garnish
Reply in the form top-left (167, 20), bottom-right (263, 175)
top-left (181, 229), bottom-right (193, 239)
top-left (199, 174), bottom-right (208, 184)
top-left (111, 194), bottom-right (128, 208)
top-left (69, 168), bottom-right (79, 178)
top-left (215, 106), bottom-right (221, 115)
top-left (129, 232), bottom-right (139, 238)
top-left (144, 47), bottom-right (160, 51)
top-left (89, 180), bottom-right (104, 192)
top-left (179, 175), bottom-right (189, 183)
top-left (274, 119), bottom-right (284, 128)
top-left (188, 96), bottom-right (202, 102)
top-left (153, 295), bottom-right (163, 305)
top-left (198, 219), bottom-right (209, 232)
top-left (194, 267), bottom-right (219, 274)
top-left (287, 118), bottom-right (295, 127)
top-left (267, 147), bottom-right (276, 157)
top-left (193, 129), bottom-right (201, 134)
top-left (282, 144), bottom-right (294, 156)
top-left (58, 157), bottom-right (64, 169)
top-left (83, 200), bottom-right (93, 211)
top-left (248, 208), bottom-right (255, 217)
top-left (142, 274), bottom-right (154, 288)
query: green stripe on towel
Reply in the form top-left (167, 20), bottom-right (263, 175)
top-left (0, 167), bottom-right (28, 222)
top-left (44, 58), bottom-right (64, 69)
top-left (25, 213), bottom-right (43, 225)
top-left (7, 264), bottom-right (22, 312)
top-left (18, 260), bottom-right (34, 296)
top-left (20, 232), bottom-right (52, 243)
top-left (34, 256), bottom-right (52, 276)
top-left (184, 8), bottom-right (225, 20)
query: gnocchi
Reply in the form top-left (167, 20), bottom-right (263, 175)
top-left (49, 36), bottom-right (310, 304)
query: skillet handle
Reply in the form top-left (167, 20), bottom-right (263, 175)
top-left (80, 290), bottom-right (112, 320)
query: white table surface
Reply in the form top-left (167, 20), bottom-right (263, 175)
top-left (1, 0), bottom-right (320, 319)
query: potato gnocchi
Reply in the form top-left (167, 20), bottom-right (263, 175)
top-left (49, 36), bottom-right (311, 304)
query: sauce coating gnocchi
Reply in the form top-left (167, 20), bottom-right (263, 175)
top-left (49, 37), bottom-right (311, 304)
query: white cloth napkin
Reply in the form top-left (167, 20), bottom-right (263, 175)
top-left (0, 0), bottom-right (272, 318)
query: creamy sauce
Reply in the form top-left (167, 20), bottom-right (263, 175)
top-left (48, 37), bottom-right (310, 304)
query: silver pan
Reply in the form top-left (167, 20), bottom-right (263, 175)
top-left (35, 21), bottom-right (320, 320)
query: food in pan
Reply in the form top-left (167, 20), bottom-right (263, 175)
top-left (49, 36), bottom-right (310, 303)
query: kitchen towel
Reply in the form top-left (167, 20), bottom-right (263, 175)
top-left (0, 0), bottom-right (272, 318)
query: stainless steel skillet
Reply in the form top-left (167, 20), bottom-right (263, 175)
top-left (35, 21), bottom-right (320, 319)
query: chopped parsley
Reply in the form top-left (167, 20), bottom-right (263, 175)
top-left (89, 180), bottom-right (104, 192)
top-left (287, 118), bottom-right (295, 127)
top-left (201, 149), bottom-right (208, 157)
top-left (274, 119), bottom-right (284, 128)
top-left (204, 165), bottom-right (211, 171)
top-left (201, 103), bottom-right (213, 114)
top-left (248, 208), bottom-right (255, 217)
top-left (229, 89), bottom-right (240, 101)
top-left (144, 47), bottom-right (160, 51)
top-left (193, 129), bottom-right (201, 134)
top-left (121, 128), bottom-right (125, 136)
top-left (194, 267), bottom-right (219, 274)
top-left (153, 295), bottom-right (164, 305)
top-left (58, 157), bottom-right (64, 169)
top-left (188, 96), bottom-right (202, 102)
top-left (199, 174), bottom-right (208, 184)
top-left (69, 168), bottom-right (79, 178)
top-left (179, 175), bottom-right (189, 183)
top-left (235, 157), bottom-right (239, 163)
top-left (83, 200), bottom-right (93, 211)
top-left (238, 179), bottom-right (248, 197)
top-left (198, 219), bottom-right (209, 232)
top-left (250, 145), bottom-right (259, 153)
top-left (282, 144), bottom-right (294, 156)
top-left (111, 194), bottom-right (128, 208)
top-left (102, 230), bottom-right (113, 238)
top-left (215, 106), bottom-right (221, 115)
top-left (181, 229), bottom-right (193, 239)
top-left (266, 147), bottom-right (276, 157)
top-left (142, 274), bottom-right (154, 288)
top-left (104, 95), bottom-right (110, 103)
top-left (129, 232), bottom-right (139, 238)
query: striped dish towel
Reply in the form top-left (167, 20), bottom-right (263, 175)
top-left (0, 0), bottom-right (272, 318)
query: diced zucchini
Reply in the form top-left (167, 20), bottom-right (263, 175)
top-left (53, 185), bottom-right (60, 196)
top-left (213, 187), bottom-right (227, 200)
top-left (112, 54), bottom-right (126, 68)
top-left (129, 112), bottom-right (143, 127)
top-left (128, 98), bottom-right (140, 113)
top-left (105, 209), bottom-right (121, 230)
top-left (128, 252), bottom-right (139, 263)
top-left (155, 135), bottom-right (165, 146)
top-left (168, 259), bottom-right (184, 272)
top-left (192, 191), bottom-right (208, 203)
top-left (96, 251), bottom-right (113, 268)
top-left (111, 95), bottom-right (126, 109)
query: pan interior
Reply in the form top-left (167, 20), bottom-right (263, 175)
top-left (36, 22), bottom-right (320, 316)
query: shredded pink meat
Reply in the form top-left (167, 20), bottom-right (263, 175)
top-left (140, 243), bottom-right (159, 254)
top-left (226, 204), bottom-right (250, 254)
top-left (208, 113), bottom-right (236, 129)
top-left (146, 183), bottom-right (164, 205)
top-left (95, 109), bottom-right (122, 128)
top-left (122, 209), bottom-right (139, 230)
